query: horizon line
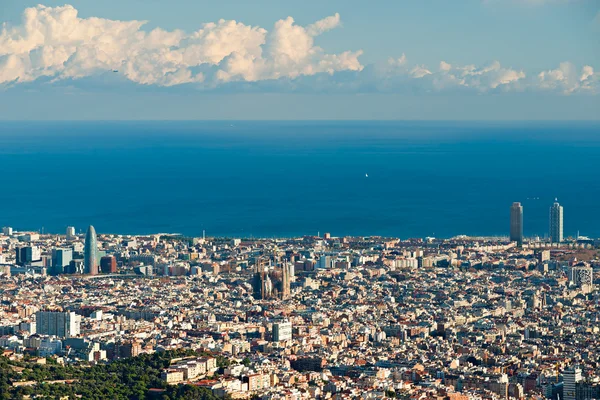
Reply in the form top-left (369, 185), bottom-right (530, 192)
top-left (1, 119), bottom-right (599, 123)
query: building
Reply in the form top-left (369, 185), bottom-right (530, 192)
top-left (563, 366), bottom-right (582, 400)
top-left (66, 226), bottom-right (76, 240)
top-left (550, 200), bottom-right (564, 243)
top-left (66, 259), bottom-right (84, 274)
top-left (107, 341), bottom-right (142, 360)
top-left (272, 321), bottom-right (292, 342)
top-left (161, 369), bottom-right (184, 383)
top-left (536, 250), bottom-right (551, 263)
top-left (318, 255), bottom-right (334, 269)
top-left (15, 246), bottom-right (41, 266)
top-left (84, 225), bottom-right (98, 275)
top-left (35, 311), bottom-right (81, 338)
top-left (100, 255), bottom-right (117, 274)
top-left (51, 248), bottom-right (73, 275)
top-left (568, 263), bottom-right (593, 293)
top-left (281, 262), bottom-right (291, 299)
top-left (252, 257), bottom-right (272, 300)
top-left (510, 202), bottom-right (523, 246)
top-left (2, 227), bottom-right (13, 236)
top-left (247, 373), bottom-right (267, 391)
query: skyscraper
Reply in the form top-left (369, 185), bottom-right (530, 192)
top-left (562, 366), bottom-right (582, 400)
top-left (84, 225), bottom-right (98, 275)
top-left (549, 200), bottom-right (563, 243)
top-left (66, 226), bottom-right (76, 240)
top-left (281, 262), bottom-right (291, 300)
top-left (51, 248), bottom-right (73, 275)
top-left (15, 246), bottom-right (42, 266)
top-left (510, 202), bottom-right (523, 246)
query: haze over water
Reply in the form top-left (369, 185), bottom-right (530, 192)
top-left (1, 121), bottom-right (599, 239)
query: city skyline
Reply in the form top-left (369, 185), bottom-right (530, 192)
top-left (1, 1), bottom-right (598, 399)
top-left (0, 217), bottom-right (597, 399)
top-left (0, 198), bottom-right (584, 241)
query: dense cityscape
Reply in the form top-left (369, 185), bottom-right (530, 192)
top-left (0, 199), bottom-right (599, 400)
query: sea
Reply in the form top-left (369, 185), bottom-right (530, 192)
top-left (0, 121), bottom-right (599, 239)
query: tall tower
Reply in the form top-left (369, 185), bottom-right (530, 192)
top-left (84, 225), bottom-right (98, 275)
top-left (549, 200), bottom-right (563, 244)
top-left (66, 226), bottom-right (76, 240)
top-left (281, 262), bottom-right (291, 300)
top-left (252, 257), bottom-right (269, 300)
top-left (510, 202), bottom-right (523, 246)
top-left (562, 366), bottom-right (582, 400)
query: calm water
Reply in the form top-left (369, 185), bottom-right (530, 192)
top-left (0, 121), bottom-right (599, 239)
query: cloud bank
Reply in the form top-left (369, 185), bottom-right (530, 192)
top-left (0, 5), bottom-right (362, 87)
top-left (0, 4), bottom-right (597, 95)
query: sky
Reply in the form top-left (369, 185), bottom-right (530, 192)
top-left (0, 0), bottom-right (598, 120)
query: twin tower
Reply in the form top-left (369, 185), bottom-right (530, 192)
top-left (510, 200), bottom-right (564, 246)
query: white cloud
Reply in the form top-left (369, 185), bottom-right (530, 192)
top-left (455, 61), bottom-right (526, 89)
top-left (0, 5), bottom-right (596, 96)
top-left (580, 66), bottom-right (594, 82)
top-left (388, 53), bottom-right (407, 67)
top-left (384, 56), bottom-right (526, 92)
top-left (439, 61), bottom-right (452, 72)
top-left (0, 5), bottom-right (362, 86)
top-left (410, 65), bottom-right (432, 79)
top-left (538, 62), bottom-right (598, 94)
top-left (306, 13), bottom-right (341, 36)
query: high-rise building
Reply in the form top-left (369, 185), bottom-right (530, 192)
top-left (281, 262), bottom-right (291, 299)
top-left (550, 200), bottom-right (564, 243)
top-left (510, 202), bottom-right (523, 246)
top-left (318, 255), bottom-right (334, 269)
top-left (66, 260), bottom-right (85, 275)
top-left (563, 366), bottom-right (582, 400)
top-left (35, 311), bottom-right (81, 338)
top-left (84, 225), bottom-right (98, 275)
top-left (2, 227), bottom-right (13, 236)
top-left (100, 256), bottom-right (117, 274)
top-left (15, 246), bottom-right (41, 266)
top-left (51, 248), bottom-right (73, 275)
top-left (66, 226), bottom-right (76, 240)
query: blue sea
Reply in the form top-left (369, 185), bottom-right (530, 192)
top-left (0, 121), bottom-right (599, 239)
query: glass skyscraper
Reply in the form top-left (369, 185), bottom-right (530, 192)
top-left (510, 202), bottom-right (523, 246)
top-left (84, 225), bottom-right (98, 275)
top-left (51, 248), bottom-right (73, 275)
top-left (549, 200), bottom-right (563, 243)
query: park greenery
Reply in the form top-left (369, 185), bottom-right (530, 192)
top-left (0, 349), bottom-right (227, 400)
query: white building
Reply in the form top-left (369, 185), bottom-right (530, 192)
top-left (272, 321), bottom-right (292, 342)
top-left (568, 264), bottom-right (593, 293)
top-left (39, 337), bottom-right (63, 357)
top-left (35, 311), bottom-right (81, 338)
top-left (66, 226), bottom-right (76, 240)
top-left (563, 366), bottom-right (582, 400)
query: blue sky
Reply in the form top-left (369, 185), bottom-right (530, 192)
top-left (0, 0), bottom-right (598, 120)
